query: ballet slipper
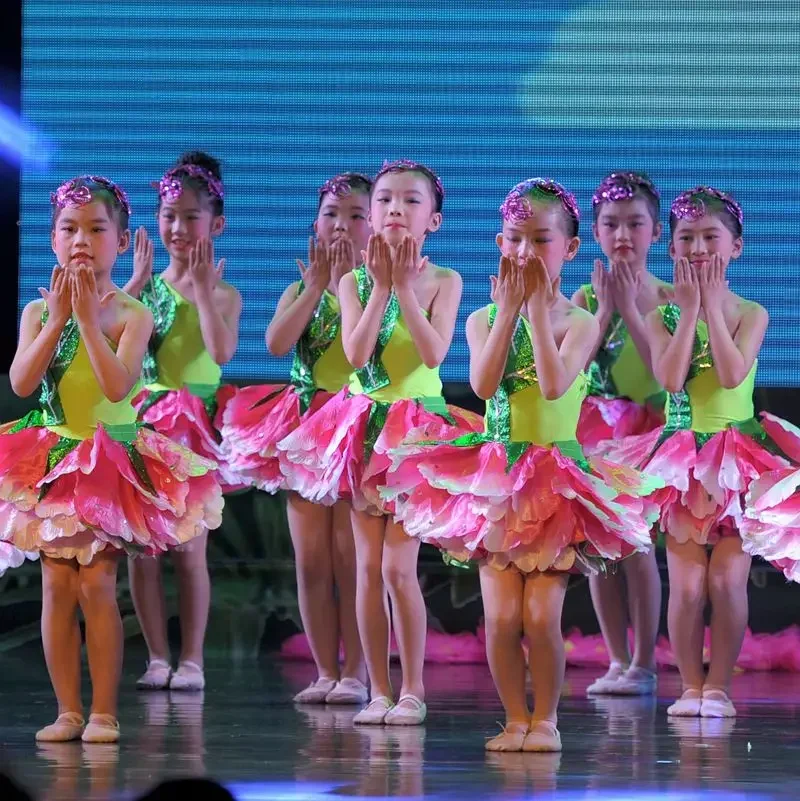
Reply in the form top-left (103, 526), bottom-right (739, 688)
top-left (611, 666), bottom-right (658, 696)
top-left (293, 677), bottom-right (337, 704)
top-left (700, 687), bottom-right (737, 718)
top-left (353, 696), bottom-right (395, 725)
top-left (384, 694), bottom-right (427, 726)
top-left (485, 721), bottom-right (528, 752)
top-left (325, 677), bottom-right (369, 705)
top-left (666, 688), bottom-right (702, 717)
top-left (35, 712), bottom-right (85, 743)
top-left (81, 714), bottom-right (120, 744)
top-left (136, 659), bottom-right (172, 691)
top-left (586, 661), bottom-right (628, 695)
top-left (522, 720), bottom-right (562, 752)
top-left (169, 661), bottom-right (206, 692)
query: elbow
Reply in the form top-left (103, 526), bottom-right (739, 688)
top-left (344, 345), bottom-right (368, 370)
top-left (541, 385), bottom-right (564, 402)
top-left (719, 373), bottom-right (745, 390)
top-left (211, 347), bottom-right (235, 366)
top-left (9, 374), bottom-right (34, 399)
top-left (660, 376), bottom-right (683, 394)
top-left (264, 330), bottom-right (290, 358)
top-left (106, 387), bottom-right (132, 404)
top-left (421, 352), bottom-right (444, 370)
top-left (470, 377), bottom-right (497, 401)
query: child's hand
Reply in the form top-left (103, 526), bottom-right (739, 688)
top-left (672, 257), bottom-right (701, 315)
top-left (363, 233), bottom-right (393, 291)
top-left (610, 259), bottom-right (641, 313)
top-left (132, 227), bottom-right (154, 286)
top-left (591, 259), bottom-right (613, 312)
top-left (391, 234), bottom-right (428, 291)
top-left (329, 237), bottom-right (356, 290)
top-left (70, 265), bottom-right (114, 328)
top-left (296, 236), bottom-right (331, 294)
top-left (490, 254), bottom-right (525, 315)
top-left (39, 264), bottom-right (72, 326)
top-left (189, 238), bottom-right (225, 297)
top-left (698, 253), bottom-right (729, 312)
top-left (526, 255), bottom-right (559, 313)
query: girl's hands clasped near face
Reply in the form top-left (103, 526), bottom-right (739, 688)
top-left (296, 236), bottom-right (331, 295)
top-left (39, 265), bottom-right (73, 327)
top-left (363, 232), bottom-right (394, 292)
top-left (672, 257), bottom-right (701, 316)
top-left (70, 265), bottom-right (115, 329)
top-left (490, 254), bottom-right (525, 316)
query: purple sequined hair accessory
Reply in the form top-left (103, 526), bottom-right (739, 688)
top-left (671, 186), bottom-right (743, 226)
top-left (51, 175), bottom-right (131, 215)
top-left (375, 159), bottom-right (445, 202)
top-left (499, 178), bottom-right (580, 227)
top-left (153, 164), bottom-right (224, 203)
top-left (592, 172), bottom-right (660, 208)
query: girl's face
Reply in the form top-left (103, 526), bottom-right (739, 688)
top-left (51, 200), bottom-right (129, 275)
top-left (593, 197), bottom-right (661, 268)
top-left (496, 201), bottom-right (579, 281)
top-left (669, 213), bottom-right (742, 271)
top-left (157, 187), bottom-right (225, 261)
top-left (314, 190), bottom-right (371, 256)
top-left (370, 171), bottom-right (442, 247)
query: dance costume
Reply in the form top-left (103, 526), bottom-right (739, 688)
top-left (135, 275), bottom-right (240, 492)
top-left (383, 304), bottom-right (658, 574)
top-left (576, 285), bottom-right (665, 453)
top-left (602, 305), bottom-right (793, 560)
top-left (219, 283), bottom-right (352, 495)
top-left (0, 307), bottom-right (222, 566)
top-left (277, 266), bottom-right (481, 513)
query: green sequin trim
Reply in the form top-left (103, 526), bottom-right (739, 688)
top-left (353, 266), bottom-right (399, 394)
top-left (9, 409), bottom-right (44, 433)
top-left (291, 282), bottom-right (341, 413)
top-left (584, 285), bottom-right (625, 398)
top-left (125, 441), bottom-right (157, 496)
top-left (38, 309), bottom-right (80, 427)
top-left (363, 401), bottom-right (390, 464)
top-left (140, 275), bottom-right (178, 385)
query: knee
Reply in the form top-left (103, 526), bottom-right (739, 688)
top-left (381, 561), bottom-right (417, 594)
top-left (42, 568), bottom-right (77, 605)
top-left (78, 571), bottom-right (118, 611)
top-left (295, 556), bottom-right (332, 589)
top-left (669, 572), bottom-right (707, 609)
top-left (523, 608), bottom-right (562, 645)
top-left (485, 607), bottom-right (523, 640)
top-left (707, 565), bottom-right (747, 606)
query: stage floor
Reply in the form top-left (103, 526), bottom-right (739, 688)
top-left (1, 643), bottom-right (799, 800)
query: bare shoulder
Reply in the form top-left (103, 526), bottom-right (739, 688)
top-left (22, 298), bottom-right (46, 320)
top-left (467, 304), bottom-right (491, 328)
top-left (737, 294), bottom-right (768, 322)
top-left (215, 279), bottom-right (242, 304)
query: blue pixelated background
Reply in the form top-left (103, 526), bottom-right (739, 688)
top-left (19, 0), bottom-right (800, 384)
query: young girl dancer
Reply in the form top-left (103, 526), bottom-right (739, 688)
top-left (573, 172), bottom-right (668, 696)
top-left (220, 172), bottom-right (372, 704)
top-left (384, 179), bottom-right (657, 751)
top-left (1, 176), bottom-right (221, 742)
top-left (603, 186), bottom-right (787, 717)
top-left (279, 160), bottom-right (481, 725)
top-left (125, 152), bottom-right (242, 692)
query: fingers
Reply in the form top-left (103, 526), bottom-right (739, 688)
top-left (215, 258), bottom-right (226, 279)
top-left (308, 236), bottom-right (316, 267)
top-left (296, 259), bottom-right (307, 277)
top-left (99, 291), bottom-right (116, 306)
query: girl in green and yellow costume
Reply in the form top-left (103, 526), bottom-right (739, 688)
top-left (221, 173), bottom-right (373, 705)
top-left (0, 176), bottom-right (221, 743)
top-left (123, 152), bottom-right (242, 693)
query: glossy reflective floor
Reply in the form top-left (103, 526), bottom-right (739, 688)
top-left (1, 643), bottom-right (799, 800)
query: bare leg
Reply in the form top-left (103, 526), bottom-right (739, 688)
top-left (77, 551), bottom-right (123, 717)
top-left (127, 554), bottom-right (170, 663)
top-left (479, 565), bottom-right (529, 726)
top-left (331, 500), bottom-right (366, 682)
top-left (523, 571), bottom-right (569, 725)
top-left (382, 518), bottom-right (425, 702)
top-left (622, 548), bottom-right (661, 672)
top-left (171, 530), bottom-right (210, 667)
top-left (588, 569), bottom-right (631, 668)
top-left (286, 493), bottom-right (340, 682)
top-left (351, 509), bottom-right (392, 700)
top-left (705, 536), bottom-right (752, 692)
top-left (40, 556), bottom-right (82, 715)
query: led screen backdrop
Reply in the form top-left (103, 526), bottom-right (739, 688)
top-left (20, 0), bottom-right (800, 384)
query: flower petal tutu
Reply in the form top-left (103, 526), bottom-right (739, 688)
top-left (277, 388), bottom-right (482, 511)
top-left (134, 386), bottom-right (244, 492)
top-left (740, 413), bottom-right (800, 582)
top-left (577, 396), bottom-right (663, 455)
top-left (0, 418), bottom-right (223, 565)
top-left (602, 422), bottom-right (789, 546)
top-left (219, 384), bottom-right (335, 494)
top-left (384, 433), bottom-right (659, 575)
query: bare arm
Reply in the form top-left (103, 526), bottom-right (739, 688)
top-left (572, 286), bottom-right (615, 368)
top-left (706, 303), bottom-right (768, 389)
top-left (265, 281), bottom-right (324, 356)
top-left (195, 282), bottom-right (241, 364)
top-left (467, 306), bottom-right (517, 400)
top-left (339, 271), bottom-right (390, 369)
top-left (395, 270), bottom-right (462, 369)
top-left (645, 309), bottom-right (698, 393)
top-left (8, 300), bottom-right (65, 398)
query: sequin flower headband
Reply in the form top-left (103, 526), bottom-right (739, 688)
top-left (592, 172), bottom-right (660, 208)
top-left (153, 164), bottom-right (225, 203)
top-left (375, 159), bottom-right (445, 202)
top-left (51, 175), bottom-right (131, 215)
top-left (671, 186), bottom-right (743, 226)
top-left (318, 172), bottom-right (371, 198)
top-left (499, 178), bottom-right (580, 226)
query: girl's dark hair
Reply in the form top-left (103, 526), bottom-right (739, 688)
top-left (372, 159), bottom-right (445, 213)
top-left (669, 187), bottom-right (743, 238)
top-left (156, 151), bottom-right (224, 215)
top-left (51, 175), bottom-right (131, 231)
top-left (592, 171), bottom-right (660, 225)
top-left (317, 172), bottom-right (373, 210)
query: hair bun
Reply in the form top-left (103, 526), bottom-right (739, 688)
top-left (177, 151), bottom-right (222, 181)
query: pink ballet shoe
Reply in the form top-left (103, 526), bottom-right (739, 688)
top-left (522, 720), bottom-right (562, 752)
top-left (293, 677), bottom-right (337, 704)
top-left (586, 662), bottom-right (628, 695)
top-left (136, 659), bottom-right (172, 691)
top-left (667, 688), bottom-right (702, 717)
top-left (611, 666), bottom-right (658, 696)
top-left (485, 721), bottom-right (528, 752)
top-left (325, 677), bottom-right (369, 705)
top-left (384, 694), bottom-right (427, 726)
top-left (353, 696), bottom-right (395, 725)
top-left (81, 714), bottom-right (120, 744)
top-left (35, 712), bottom-right (85, 743)
top-left (700, 687), bottom-right (737, 718)
top-left (169, 661), bottom-right (205, 692)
